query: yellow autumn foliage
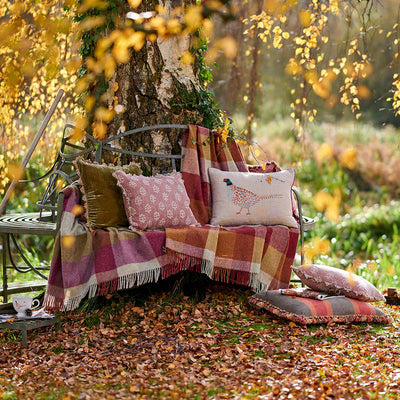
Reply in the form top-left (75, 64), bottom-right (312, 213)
top-left (303, 237), bottom-right (331, 263)
top-left (316, 143), bottom-right (334, 163)
top-left (339, 148), bottom-right (357, 170)
top-left (313, 188), bottom-right (341, 222)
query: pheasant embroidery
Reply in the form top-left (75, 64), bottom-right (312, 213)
top-left (223, 178), bottom-right (283, 215)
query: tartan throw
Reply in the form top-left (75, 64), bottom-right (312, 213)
top-left (43, 125), bottom-right (299, 311)
top-left (166, 125), bottom-right (300, 292)
top-left (180, 125), bottom-right (249, 225)
top-left (44, 185), bottom-right (167, 311)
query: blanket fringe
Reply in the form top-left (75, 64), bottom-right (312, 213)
top-left (164, 250), bottom-right (212, 279)
top-left (118, 267), bottom-right (161, 290)
top-left (166, 249), bottom-right (265, 291)
top-left (43, 285), bottom-right (70, 311)
top-left (213, 266), bottom-right (260, 290)
top-left (44, 268), bottom-right (161, 312)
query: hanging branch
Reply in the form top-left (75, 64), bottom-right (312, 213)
top-left (246, 0), bottom-right (263, 145)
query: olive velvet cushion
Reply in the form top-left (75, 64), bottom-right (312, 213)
top-left (249, 290), bottom-right (391, 325)
top-left (75, 158), bottom-right (142, 229)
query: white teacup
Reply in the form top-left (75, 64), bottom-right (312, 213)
top-left (12, 296), bottom-right (40, 318)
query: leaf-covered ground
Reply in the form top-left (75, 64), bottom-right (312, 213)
top-left (1, 282), bottom-right (400, 400)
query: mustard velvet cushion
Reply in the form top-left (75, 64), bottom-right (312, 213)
top-left (75, 158), bottom-right (142, 229)
top-left (208, 168), bottom-right (298, 228)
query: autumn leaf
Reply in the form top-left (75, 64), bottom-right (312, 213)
top-left (0, 283), bottom-right (398, 399)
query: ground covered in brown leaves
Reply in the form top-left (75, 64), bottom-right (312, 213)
top-left (1, 281), bottom-right (400, 400)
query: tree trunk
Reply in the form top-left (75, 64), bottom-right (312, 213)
top-left (224, 1), bottom-right (248, 114)
top-left (245, 0), bottom-right (263, 145)
top-left (94, 0), bottom-right (209, 173)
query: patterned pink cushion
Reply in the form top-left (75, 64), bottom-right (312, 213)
top-left (292, 264), bottom-right (385, 303)
top-left (249, 290), bottom-right (391, 325)
top-left (113, 171), bottom-right (199, 231)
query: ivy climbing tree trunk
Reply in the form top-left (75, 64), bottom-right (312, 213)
top-left (86, 0), bottom-right (217, 173)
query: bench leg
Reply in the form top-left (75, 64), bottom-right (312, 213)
top-left (20, 326), bottom-right (28, 347)
top-left (1, 233), bottom-right (8, 303)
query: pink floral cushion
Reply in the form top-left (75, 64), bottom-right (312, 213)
top-left (113, 171), bottom-right (199, 231)
top-left (291, 264), bottom-right (385, 303)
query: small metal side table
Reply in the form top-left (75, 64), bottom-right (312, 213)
top-left (0, 317), bottom-right (58, 347)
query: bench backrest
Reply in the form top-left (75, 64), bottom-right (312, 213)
top-left (88, 124), bottom-right (188, 169)
top-left (33, 124), bottom-right (90, 220)
top-left (34, 124), bottom-right (189, 219)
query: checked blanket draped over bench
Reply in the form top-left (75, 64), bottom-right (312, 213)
top-left (44, 126), bottom-right (299, 311)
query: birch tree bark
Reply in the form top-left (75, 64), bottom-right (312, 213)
top-left (88, 0), bottom-right (211, 172)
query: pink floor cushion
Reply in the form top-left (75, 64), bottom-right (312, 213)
top-left (292, 264), bottom-right (385, 303)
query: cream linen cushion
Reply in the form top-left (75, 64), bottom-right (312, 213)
top-left (208, 168), bottom-right (298, 228)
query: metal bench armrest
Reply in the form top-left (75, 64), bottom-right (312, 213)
top-left (292, 187), bottom-right (315, 265)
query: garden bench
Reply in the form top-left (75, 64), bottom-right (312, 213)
top-left (0, 122), bottom-right (89, 302)
top-left (0, 123), bottom-right (193, 303)
top-left (1, 122), bottom-right (314, 306)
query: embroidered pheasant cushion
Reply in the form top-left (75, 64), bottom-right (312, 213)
top-left (208, 168), bottom-right (298, 228)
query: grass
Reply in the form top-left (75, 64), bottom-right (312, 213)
top-left (251, 118), bottom-right (400, 290)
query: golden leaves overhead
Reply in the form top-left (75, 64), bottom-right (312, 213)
top-left (285, 58), bottom-right (302, 75)
top-left (69, 1), bottom-right (238, 138)
top-left (181, 51), bottom-right (195, 65)
top-left (299, 9), bottom-right (312, 28)
top-left (80, 16), bottom-right (107, 31)
top-left (72, 115), bottom-right (89, 141)
top-left (0, 0), bottom-right (80, 194)
top-left (95, 107), bottom-right (115, 124)
top-left (205, 36), bottom-right (237, 63)
top-left (92, 121), bottom-right (107, 140)
top-left (77, 0), bottom-right (108, 14)
top-left (244, 0), bottom-right (388, 131)
top-left (0, 0), bottom-right (241, 193)
top-left (184, 5), bottom-right (203, 33)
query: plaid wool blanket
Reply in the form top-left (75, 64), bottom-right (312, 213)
top-left (44, 185), bottom-right (168, 311)
top-left (166, 125), bottom-right (299, 291)
top-left (44, 125), bottom-right (299, 311)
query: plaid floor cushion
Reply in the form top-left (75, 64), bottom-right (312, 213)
top-left (249, 290), bottom-right (391, 325)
